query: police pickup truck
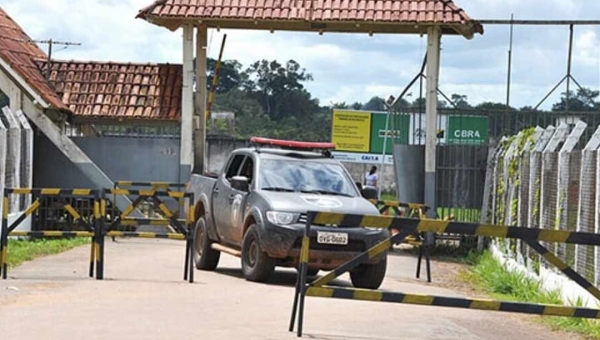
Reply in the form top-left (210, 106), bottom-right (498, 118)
top-left (187, 137), bottom-right (389, 289)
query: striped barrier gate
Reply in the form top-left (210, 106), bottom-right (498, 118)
top-left (289, 212), bottom-right (600, 337)
top-left (102, 188), bottom-right (195, 283)
top-left (0, 188), bottom-right (101, 280)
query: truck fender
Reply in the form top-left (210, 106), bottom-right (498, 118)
top-left (242, 206), bottom-right (265, 237)
top-left (194, 193), bottom-right (220, 242)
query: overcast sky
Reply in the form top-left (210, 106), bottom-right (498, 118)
top-left (3, 0), bottom-right (600, 110)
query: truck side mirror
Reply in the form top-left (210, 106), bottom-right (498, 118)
top-left (231, 176), bottom-right (250, 192)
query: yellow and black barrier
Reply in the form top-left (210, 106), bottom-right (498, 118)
top-left (0, 188), bottom-right (101, 280)
top-left (101, 188), bottom-right (195, 283)
top-left (0, 187), bottom-right (195, 284)
top-left (289, 212), bottom-right (600, 337)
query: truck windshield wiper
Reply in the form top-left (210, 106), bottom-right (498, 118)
top-left (261, 187), bottom-right (296, 192)
top-left (300, 190), bottom-right (352, 197)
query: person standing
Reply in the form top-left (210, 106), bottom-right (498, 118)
top-left (364, 165), bottom-right (378, 187)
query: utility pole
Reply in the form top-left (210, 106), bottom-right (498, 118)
top-left (26, 39), bottom-right (82, 79)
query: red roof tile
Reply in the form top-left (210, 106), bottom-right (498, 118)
top-left (138, 0), bottom-right (482, 35)
top-left (0, 8), bottom-right (68, 111)
top-left (39, 60), bottom-right (182, 121)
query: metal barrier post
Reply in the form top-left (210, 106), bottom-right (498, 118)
top-left (96, 192), bottom-right (106, 280)
top-left (187, 195), bottom-right (195, 283)
top-left (289, 211), bottom-right (312, 334)
top-left (1, 190), bottom-right (8, 279)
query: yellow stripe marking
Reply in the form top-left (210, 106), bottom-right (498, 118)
top-left (108, 231), bottom-right (125, 237)
top-left (94, 242), bottom-right (100, 263)
top-left (368, 239), bottom-right (391, 259)
top-left (168, 192), bottom-right (186, 198)
top-left (470, 299), bottom-right (501, 310)
top-left (151, 182), bottom-right (169, 189)
top-left (543, 305), bottom-right (575, 317)
top-left (72, 189), bottom-right (91, 196)
top-left (117, 181), bottom-right (133, 187)
top-left (402, 294), bottom-right (435, 305)
top-left (64, 204), bottom-right (81, 221)
top-left (305, 287), bottom-right (334, 298)
top-left (3, 197), bottom-right (8, 219)
top-left (300, 236), bottom-right (310, 263)
top-left (360, 215), bottom-right (392, 229)
top-left (112, 189), bottom-right (130, 195)
top-left (90, 242), bottom-right (95, 263)
top-left (167, 234), bottom-right (186, 240)
top-left (353, 289), bottom-right (383, 301)
top-left (187, 208), bottom-right (195, 224)
top-left (312, 272), bottom-right (336, 287)
top-left (25, 200), bottom-right (41, 216)
top-left (538, 230), bottom-right (571, 243)
top-left (2, 247), bottom-right (7, 264)
top-left (136, 232), bottom-right (157, 238)
top-left (476, 225), bottom-right (508, 238)
top-left (100, 200), bottom-right (106, 215)
top-left (150, 220), bottom-right (170, 226)
top-left (43, 231), bottom-right (93, 237)
top-left (417, 220), bottom-right (449, 233)
top-left (408, 203), bottom-right (425, 209)
top-left (313, 213), bottom-right (344, 225)
top-left (8, 231), bottom-right (28, 236)
top-left (41, 188), bottom-right (61, 195)
top-left (139, 190), bottom-right (155, 196)
top-left (121, 220), bottom-right (139, 226)
top-left (120, 205), bottom-right (135, 218)
top-left (159, 203), bottom-right (174, 218)
top-left (94, 201), bottom-right (100, 219)
top-left (12, 188), bottom-right (31, 194)
top-left (541, 251), bottom-right (569, 271)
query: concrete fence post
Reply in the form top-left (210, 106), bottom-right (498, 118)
top-left (1, 107), bottom-right (21, 213)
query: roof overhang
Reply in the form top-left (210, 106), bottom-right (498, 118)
top-left (141, 15), bottom-right (482, 39)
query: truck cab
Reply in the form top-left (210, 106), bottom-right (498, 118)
top-left (188, 138), bottom-right (389, 289)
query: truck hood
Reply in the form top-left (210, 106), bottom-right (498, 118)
top-left (259, 191), bottom-right (380, 216)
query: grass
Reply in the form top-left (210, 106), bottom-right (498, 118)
top-left (5, 237), bottom-right (90, 268)
top-left (463, 251), bottom-right (600, 339)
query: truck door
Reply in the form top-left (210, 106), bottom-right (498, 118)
top-left (212, 154), bottom-right (246, 244)
top-left (231, 156), bottom-right (254, 244)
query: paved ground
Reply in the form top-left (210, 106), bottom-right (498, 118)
top-left (0, 239), bottom-right (581, 340)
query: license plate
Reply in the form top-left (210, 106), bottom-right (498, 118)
top-left (317, 231), bottom-right (348, 245)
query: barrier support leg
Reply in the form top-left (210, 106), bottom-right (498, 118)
top-left (89, 238), bottom-right (95, 278)
top-left (290, 213), bottom-right (313, 335)
top-left (1, 194), bottom-right (8, 279)
top-left (187, 222), bottom-right (195, 283)
top-left (96, 196), bottom-right (105, 280)
top-left (184, 233), bottom-right (190, 281)
top-left (416, 245), bottom-right (423, 279)
top-left (425, 245), bottom-right (432, 283)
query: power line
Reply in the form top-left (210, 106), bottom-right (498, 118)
top-left (21, 38), bottom-right (82, 79)
top-left (478, 19), bottom-right (600, 26)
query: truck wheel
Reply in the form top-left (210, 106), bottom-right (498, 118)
top-left (349, 256), bottom-right (387, 289)
top-left (241, 224), bottom-right (275, 282)
top-left (193, 217), bottom-right (220, 270)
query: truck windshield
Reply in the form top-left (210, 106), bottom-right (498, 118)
top-left (259, 159), bottom-right (357, 197)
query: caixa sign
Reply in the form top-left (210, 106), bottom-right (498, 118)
top-left (361, 155), bottom-right (380, 162)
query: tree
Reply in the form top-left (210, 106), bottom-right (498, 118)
top-left (552, 87), bottom-right (599, 112)
top-left (242, 59), bottom-right (314, 120)
top-left (450, 94), bottom-right (471, 109)
top-left (362, 96), bottom-right (386, 111)
top-left (206, 58), bottom-right (245, 94)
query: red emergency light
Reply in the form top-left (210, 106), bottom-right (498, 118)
top-left (250, 137), bottom-right (335, 151)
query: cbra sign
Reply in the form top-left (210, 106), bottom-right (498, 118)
top-left (447, 116), bottom-right (488, 145)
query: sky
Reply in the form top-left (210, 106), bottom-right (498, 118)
top-left (3, 0), bottom-right (600, 110)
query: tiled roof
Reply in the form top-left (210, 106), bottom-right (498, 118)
top-left (137, 0), bottom-right (482, 36)
top-left (0, 8), bottom-right (68, 111)
top-left (39, 60), bottom-right (182, 121)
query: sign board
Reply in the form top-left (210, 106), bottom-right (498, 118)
top-left (447, 116), bottom-right (488, 145)
top-left (331, 110), bottom-right (371, 152)
top-left (331, 109), bottom-right (488, 164)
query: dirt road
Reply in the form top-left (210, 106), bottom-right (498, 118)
top-left (0, 239), bottom-right (579, 339)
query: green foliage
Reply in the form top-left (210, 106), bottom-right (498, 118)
top-left (464, 251), bottom-right (600, 339)
top-left (6, 237), bottom-right (90, 268)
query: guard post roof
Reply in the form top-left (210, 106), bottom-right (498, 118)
top-left (137, 0), bottom-right (483, 39)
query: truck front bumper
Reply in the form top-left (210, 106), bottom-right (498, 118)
top-left (260, 222), bottom-right (390, 270)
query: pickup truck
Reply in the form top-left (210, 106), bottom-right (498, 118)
top-left (187, 138), bottom-right (389, 289)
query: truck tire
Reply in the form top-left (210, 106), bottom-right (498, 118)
top-left (193, 217), bottom-right (220, 270)
top-left (241, 224), bottom-right (275, 282)
top-left (349, 255), bottom-right (387, 289)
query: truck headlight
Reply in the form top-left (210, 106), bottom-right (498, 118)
top-left (267, 211), bottom-right (296, 225)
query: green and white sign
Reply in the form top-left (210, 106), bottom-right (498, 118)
top-left (447, 116), bottom-right (488, 145)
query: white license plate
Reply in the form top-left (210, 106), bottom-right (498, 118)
top-left (317, 231), bottom-right (348, 245)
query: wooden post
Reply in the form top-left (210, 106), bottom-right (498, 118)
top-left (194, 24), bottom-right (208, 175)
top-left (424, 26), bottom-right (441, 218)
top-left (181, 24), bottom-right (195, 181)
